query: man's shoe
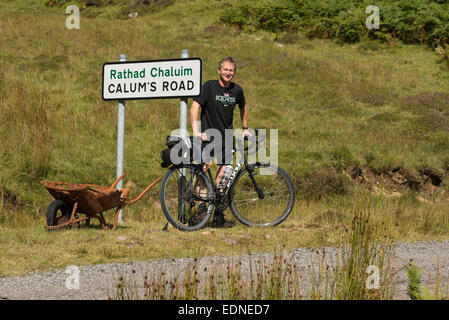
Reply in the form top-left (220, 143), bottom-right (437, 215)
top-left (211, 210), bottom-right (235, 228)
top-left (188, 203), bottom-right (209, 227)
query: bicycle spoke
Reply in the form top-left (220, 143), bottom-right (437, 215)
top-left (229, 164), bottom-right (295, 226)
top-left (237, 190), bottom-right (289, 198)
top-left (233, 198), bottom-right (259, 206)
top-left (234, 194), bottom-right (290, 207)
top-left (160, 165), bottom-right (214, 231)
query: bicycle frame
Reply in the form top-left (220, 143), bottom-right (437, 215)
top-left (204, 137), bottom-right (266, 199)
top-left (178, 134), bottom-right (267, 206)
top-left (204, 159), bottom-right (243, 192)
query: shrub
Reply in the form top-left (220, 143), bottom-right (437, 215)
top-left (435, 44), bottom-right (449, 68)
top-left (44, 0), bottom-right (174, 18)
top-left (296, 168), bottom-right (353, 200)
top-left (220, 0), bottom-right (449, 47)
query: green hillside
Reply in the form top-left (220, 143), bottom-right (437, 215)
top-left (0, 0), bottom-right (449, 275)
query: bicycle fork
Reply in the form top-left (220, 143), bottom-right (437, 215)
top-left (225, 161), bottom-right (266, 199)
top-left (245, 163), bottom-right (265, 199)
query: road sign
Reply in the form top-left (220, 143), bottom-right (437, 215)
top-left (102, 58), bottom-right (202, 101)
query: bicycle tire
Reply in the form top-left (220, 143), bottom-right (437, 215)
top-left (160, 164), bottom-right (215, 231)
top-left (228, 163), bottom-right (295, 227)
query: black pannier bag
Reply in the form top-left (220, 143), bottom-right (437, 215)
top-left (161, 135), bottom-right (202, 168)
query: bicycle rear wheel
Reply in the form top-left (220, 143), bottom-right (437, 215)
top-left (228, 163), bottom-right (295, 227)
top-left (160, 164), bottom-right (214, 231)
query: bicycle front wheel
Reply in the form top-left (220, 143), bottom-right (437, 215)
top-left (228, 163), bottom-right (295, 227)
top-left (160, 164), bottom-right (214, 231)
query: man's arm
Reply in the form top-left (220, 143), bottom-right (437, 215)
top-left (190, 100), bottom-right (201, 136)
top-left (190, 100), bottom-right (208, 140)
top-left (240, 104), bottom-right (251, 136)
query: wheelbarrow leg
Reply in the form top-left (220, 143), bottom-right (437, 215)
top-left (112, 207), bottom-right (122, 231)
top-left (96, 213), bottom-right (109, 230)
top-left (69, 202), bottom-right (78, 221)
top-left (68, 202), bottom-right (78, 228)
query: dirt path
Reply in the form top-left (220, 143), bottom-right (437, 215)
top-left (1, 241), bottom-right (448, 300)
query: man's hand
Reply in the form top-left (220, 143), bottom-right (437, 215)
top-left (242, 128), bottom-right (252, 137)
top-left (194, 132), bottom-right (208, 141)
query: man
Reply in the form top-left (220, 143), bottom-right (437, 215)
top-left (190, 56), bottom-right (250, 227)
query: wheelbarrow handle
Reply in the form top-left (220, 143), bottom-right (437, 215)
top-left (110, 173), bottom-right (125, 189)
top-left (122, 177), bottom-right (162, 208)
top-left (112, 176), bottom-right (162, 230)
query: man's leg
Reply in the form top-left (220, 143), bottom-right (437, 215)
top-left (211, 148), bottom-right (234, 228)
top-left (195, 175), bottom-right (207, 199)
top-left (215, 165), bottom-right (226, 189)
top-left (215, 137), bottom-right (234, 188)
top-left (190, 170), bottom-right (208, 226)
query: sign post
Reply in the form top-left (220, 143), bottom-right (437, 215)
top-left (103, 54), bottom-right (202, 224)
top-left (180, 49), bottom-right (189, 138)
top-left (179, 50), bottom-right (189, 204)
top-left (116, 54), bottom-right (126, 223)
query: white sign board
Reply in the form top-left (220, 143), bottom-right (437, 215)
top-left (102, 58), bottom-right (202, 100)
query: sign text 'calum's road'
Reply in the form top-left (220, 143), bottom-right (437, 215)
top-left (102, 58), bottom-right (202, 100)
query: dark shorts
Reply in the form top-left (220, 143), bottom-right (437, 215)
top-left (201, 137), bottom-right (235, 165)
top-left (209, 147), bottom-right (233, 165)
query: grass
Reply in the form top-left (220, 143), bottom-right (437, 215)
top-left (1, 188), bottom-right (449, 276)
top-left (109, 210), bottom-right (396, 300)
top-left (0, 0), bottom-right (449, 282)
top-left (109, 249), bottom-right (305, 300)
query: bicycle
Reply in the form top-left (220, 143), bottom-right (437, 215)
top-left (159, 130), bottom-right (295, 231)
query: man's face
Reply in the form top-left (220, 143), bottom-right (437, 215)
top-left (218, 61), bottom-right (235, 83)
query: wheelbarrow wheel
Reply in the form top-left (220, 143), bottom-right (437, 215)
top-left (46, 199), bottom-right (72, 226)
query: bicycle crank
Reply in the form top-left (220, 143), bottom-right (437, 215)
top-left (214, 192), bottom-right (229, 211)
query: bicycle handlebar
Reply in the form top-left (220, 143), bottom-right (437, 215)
top-left (236, 129), bottom-right (266, 154)
top-left (197, 129), bottom-right (266, 155)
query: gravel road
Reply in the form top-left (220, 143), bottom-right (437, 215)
top-left (1, 241), bottom-right (448, 300)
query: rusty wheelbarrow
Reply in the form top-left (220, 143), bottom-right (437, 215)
top-left (41, 173), bottom-right (161, 231)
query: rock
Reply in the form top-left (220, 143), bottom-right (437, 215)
top-left (385, 191), bottom-right (403, 198)
top-left (88, 235), bottom-right (102, 243)
top-left (391, 172), bottom-right (407, 185)
top-left (224, 237), bottom-right (238, 245)
top-left (126, 180), bottom-right (138, 188)
top-left (417, 196), bottom-right (432, 204)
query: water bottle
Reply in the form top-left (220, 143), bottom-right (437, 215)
top-left (218, 165), bottom-right (233, 188)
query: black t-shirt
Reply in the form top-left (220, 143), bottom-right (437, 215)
top-left (193, 80), bottom-right (245, 135)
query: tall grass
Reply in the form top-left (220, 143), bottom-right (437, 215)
top-left (109, 251), bottom-right (304, 300)
top-left (0, 77), bottom-right (56, 222)
top-left (0, 79), bottom-right (54, 179)
top-left (110, 211), bottom-right (396, 300)
top-left (309, 210), bottom-right (395, 299)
